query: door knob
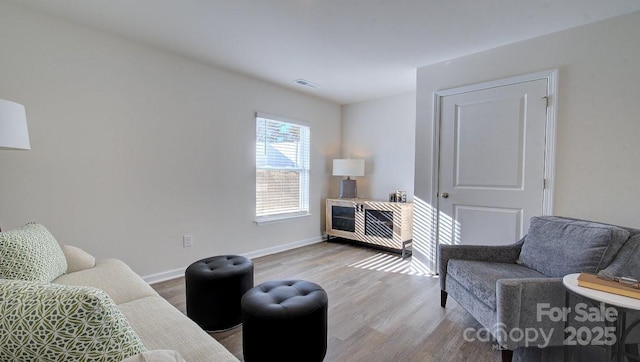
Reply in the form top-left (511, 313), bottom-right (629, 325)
top-left (440, 192), bottom-right (449, 199)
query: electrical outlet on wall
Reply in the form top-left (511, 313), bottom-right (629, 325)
top-left (183, 235), bottom-right (193, 247)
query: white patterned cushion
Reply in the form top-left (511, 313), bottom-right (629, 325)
top-left (0, 222), bottom-right (67, 282)
top-left (0, 279), bottom-right (146, 361)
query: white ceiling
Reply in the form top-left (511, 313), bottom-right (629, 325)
top-left (10, 0), bottom-right (640, 105)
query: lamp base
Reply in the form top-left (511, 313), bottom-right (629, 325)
top-left (339, 179), bottom-right (357, 199)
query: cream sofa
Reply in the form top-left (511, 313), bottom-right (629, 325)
top-left (0, 223), bottom-right (239, 361)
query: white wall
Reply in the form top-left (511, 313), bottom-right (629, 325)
top-left (414, 11), bottom-right (640, 271)
top-left (0, 2), bottom-right (341, 279)
top-left (340, 93), bottom-right (416, 201)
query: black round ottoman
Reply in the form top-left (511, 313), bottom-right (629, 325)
top-left (241, 279), bottom-right (328, 362)
top-left (185, 255), bottom-right (253, 331)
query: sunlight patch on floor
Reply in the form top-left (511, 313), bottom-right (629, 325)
top-left (348, 253), bottom-right (434, 277)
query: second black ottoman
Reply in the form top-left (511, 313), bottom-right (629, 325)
top-left (185, 255), bottom-right (253, 331)
top-left (241, 279), bottom-right (328, 362)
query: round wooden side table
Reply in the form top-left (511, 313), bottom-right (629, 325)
top-left (563, 273), bottom-right (640, 362)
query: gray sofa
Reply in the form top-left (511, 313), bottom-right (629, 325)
top-left (439, 216), bottom-right (640, 361)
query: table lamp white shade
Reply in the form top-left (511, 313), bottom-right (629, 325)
top-left (333, 159), bottom-right (364, 198)
top-left (332, 159), bottom-right (364, 177)
top-left (0, 99), bottom-right (30, 150)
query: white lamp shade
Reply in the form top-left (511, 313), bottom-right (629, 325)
top-left (0, 99), bottom-right (30, 150)
top-left (333, 159), bottom-right (365, 177)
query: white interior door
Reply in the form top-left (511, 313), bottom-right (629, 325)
top-left (437, 78), bottom-right (550, 246)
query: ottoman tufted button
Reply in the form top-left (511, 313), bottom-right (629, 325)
top-left (241, 279), bottom-right (328, 361)
top-left (185, 255), bottom-right (253, 331)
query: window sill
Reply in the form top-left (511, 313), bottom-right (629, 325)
top-left (254, 212), bottom-right (312, 225)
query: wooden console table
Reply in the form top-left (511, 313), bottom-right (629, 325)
top-left (325, 198), bottom-right (413, 258)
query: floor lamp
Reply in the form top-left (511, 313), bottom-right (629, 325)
top-left (0, 99), bottom-right (31, 232)
top-left (333, 159), bottom-right (365, 199)
top-left (0, 99), bottom-right (30, 150)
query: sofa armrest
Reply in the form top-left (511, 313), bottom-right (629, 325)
top-left (61, 244), bottom-right (96, 273)
top-left (438, 238), bottom-right (524, 290)
top-left (120, 350), bottom-right (186, 362)
top-left (495, 277), bottom-right (566, 350)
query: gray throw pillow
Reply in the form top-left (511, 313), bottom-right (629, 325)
top-left (599, 234), bottom-right (640, 280)
top-left (517, 216), bottom-right (630, 277)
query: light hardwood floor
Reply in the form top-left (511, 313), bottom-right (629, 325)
top-left (151, 241), bottom-right (506, 361)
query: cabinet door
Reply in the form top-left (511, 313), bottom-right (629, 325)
top-left (326, 199), bottom-right (359, 239)
top-left (332, 205), bottom-right (355, 232)
top-left (364, 209), bottom-right (393, 239)
top-left (361, 201), bottom-right (413, 249)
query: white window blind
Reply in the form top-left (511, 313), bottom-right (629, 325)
top-left (256, 113), bottom-right (310, 221)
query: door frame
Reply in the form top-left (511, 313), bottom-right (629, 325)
top-left (431, 69), bottom-right (558, 251)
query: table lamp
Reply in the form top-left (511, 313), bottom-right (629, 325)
top-left (0, 99), bottom-right (30, 150)
top-left (333, 159), bottom-right (364, 199)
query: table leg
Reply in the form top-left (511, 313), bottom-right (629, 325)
top-left (616, 310), bottom-right (626, 362)
top-left (565, 291), bottom-right (570, 362)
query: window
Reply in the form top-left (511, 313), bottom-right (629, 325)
top-left (255, 113), bottom-right (310, 222)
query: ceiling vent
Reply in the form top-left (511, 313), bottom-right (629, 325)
top-left (293, 78), bottom-right (319, 89)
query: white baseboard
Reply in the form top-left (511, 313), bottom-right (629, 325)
top-left (241, 235), bottom-right (324, 260)
top-left (143, 266), bottom-right (187, 285)
top-left (144, 235), bottom-right (325, 285)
